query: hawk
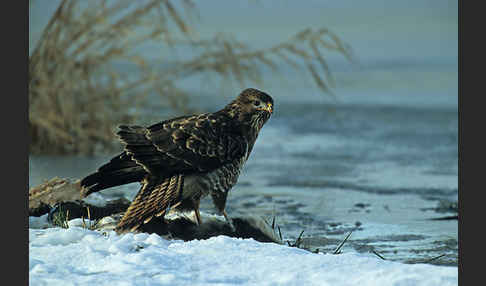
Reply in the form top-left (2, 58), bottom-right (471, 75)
top-left (80, 88), bottom-right (273, 233)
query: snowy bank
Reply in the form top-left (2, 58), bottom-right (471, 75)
top-left (29, 226), bottom-right (457, 286)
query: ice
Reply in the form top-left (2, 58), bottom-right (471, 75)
top-left (29, 226), bottom-right (457, 286)
top-left (355, 162), bottom-right (458, 191)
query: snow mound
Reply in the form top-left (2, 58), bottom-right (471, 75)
top-left (29, 227), bottom-right (457, 286)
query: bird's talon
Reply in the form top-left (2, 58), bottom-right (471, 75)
top-left (222, 210), bottom-right (236, 232)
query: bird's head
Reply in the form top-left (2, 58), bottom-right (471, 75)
top-left (237, 88), bottom-right (274, 115)
top-left (225, 88), bottom-right (274, 130)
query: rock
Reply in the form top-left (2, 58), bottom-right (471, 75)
top-left (29, 177), bottom-right (282, 244)
top-left (29, 177), bottom-right (83, 216)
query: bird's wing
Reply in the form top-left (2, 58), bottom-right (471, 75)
top-left (116, 113), bottom-right (247, 176)
top-left (115, 174), bottom-right (184, 232)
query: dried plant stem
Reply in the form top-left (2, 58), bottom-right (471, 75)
top-left (29, 0), bottom-right (353, 155)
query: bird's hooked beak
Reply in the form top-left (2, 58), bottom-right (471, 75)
top-left (257, 102), bottom-right (273, 114)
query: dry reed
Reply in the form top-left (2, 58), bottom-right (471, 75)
top-left (29, 0), bottom-right (353, 155)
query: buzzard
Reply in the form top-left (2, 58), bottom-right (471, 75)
top-left (80, 88), bottom-right (273, 233)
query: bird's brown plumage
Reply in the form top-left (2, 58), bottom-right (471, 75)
top-left (80, 88), bottom-right (273, 233)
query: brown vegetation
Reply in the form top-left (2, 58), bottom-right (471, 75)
top-left (29, 0), bottom-right (353, 155)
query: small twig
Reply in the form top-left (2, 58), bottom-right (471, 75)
top-left (286, 230), bottom-right (305, 247)
top-left (429, 216), bottom-right (458, 221)
top-left (421, 254), bottom-right (446, 264)
top-left (64, 209), bottom-right (70, 228)
top-left (333, 229), bottom-right (353, 254)
top-left (371, 250), bottom-right (386, 260)
top-left (86, 206), bottom-right (92, 229)
top-left (293, 230), bottom-right (305, 247)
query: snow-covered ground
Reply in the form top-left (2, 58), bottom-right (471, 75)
top-left (30, 217), bottom-right (457, 286)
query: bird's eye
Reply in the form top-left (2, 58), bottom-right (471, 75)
top-left (253, 100), bottom-right (261, 106)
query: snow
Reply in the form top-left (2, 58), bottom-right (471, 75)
top-left (29, 223), bottom-right (457, 286)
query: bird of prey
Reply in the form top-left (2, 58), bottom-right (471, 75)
top-left (80, 88), bottom-right (274, 233)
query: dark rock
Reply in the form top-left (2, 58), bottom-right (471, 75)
top-left (29, 177), bottom-right (282, 244)
top-left (47, 198), bottom-right (131, 222)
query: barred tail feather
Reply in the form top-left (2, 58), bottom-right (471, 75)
top-left (115, 174), bottom-right (184, 233)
